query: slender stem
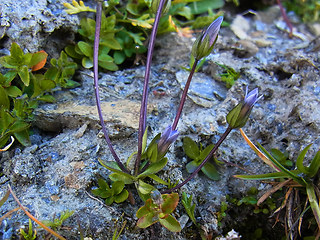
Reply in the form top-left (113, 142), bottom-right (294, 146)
top-left (172, 59), bottom-right (199, 130)
top-left (134, 0), bottom-right (166, 176)
top-left (277, 0), bottom-right (293, 37)
top-left (93, 2), bottom-right (129, 174)
top-left (161, 127), bottom-right (233, 194)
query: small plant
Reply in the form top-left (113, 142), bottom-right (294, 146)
top-left (0, 42), bottom-right (77, 148)
top-left (283, 0), bottom-right (320, 22)
top-left (20, 219), bottom-right (37, 240)
top-left (181, 192), bottom-right (197, 226)
top-left (136, 190), bottom-right (181, 232)
top-left (112, 213), bottom-right (127, 240)
top-left (42, 210), bottom-right (74, 231)
top-left (91, 179), bottom-right (129, 205)
top-left (215, 62), bottom-right (240, 88)
top-left (183, 137), bottom-right (220, 180)
top-left (235, 129), bottom-right (320, 239)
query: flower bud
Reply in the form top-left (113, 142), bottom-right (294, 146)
top-left (227, 87), bottom-right (262, 129)
top-left (191, 16), bottom-right (223, 60)
top-left (157, 125), bottom-right (179, 157)
top-left (151, 0), bottom-right (171, 16)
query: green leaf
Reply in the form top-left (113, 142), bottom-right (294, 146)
top-left (138, 158), bottom-right (168, 177)
top-left (100, 38), bottom-right (122, 50)
top-left (296, 144), bottom-right (312, 175)
top-left (18, 66), bottom-right (30, 86)
top-left (142, 127), bottom-right (148, 154)
top-left (186, 160), bottom-right (199, 173)
top-left (98, 53), bottom-right (113, 62)
top-left (258, 143), bottom-right (307, 186)
top-left (161, 193), bottom-right (179, 215)
top-left (65, 45), bottom-right (83, 59)
top-left (234, 170), bottom-right (301, 180)
top-left (111, 181), bottom-right (125, 195)
top-left (159, 214), bottom-right (181, 232)
top-left (98, 61), bottom-right (118, 71)
top-left (181, 192), bottom-right (197, 226)
top-left (308, 150), bottom-right (320, 178)
top-left (137, 211), bottom-right (158, 228)
top-left (189, 0), bottom-right (224, 14)
top-left (114, 189), bottom-right (129, 203)
top-left (11, 42), bottom-right (24, 60)
top-left (201, 162), bottom-right (220, 180)
top-left (29, 51), bottom-right (47, 68)
top-left (113, 51), bottom-right (126, 65)
top-left (183, 137), bottom-right (200, 160)
top-left (13, 129), bottom-right (30, 146)
top-left (109, 173), bottom-right (133, 184)
top-left (78, 41), bottom-right (93, 57)
top-left (98, 159), bottom-right (135, 181)
top-left (37, 95), bottom-right (56, 103)
top-left (82, 57), bottom-right (93, 68)
top-left (148, 174), bottom-right (169, 186)
top-left (137, 180), bottom-right (154, 195)
top-left (306, 183), bottom-right (320, 228)
top-left (105, 196), bottom-right (114, 205)
top-left (0, 86), bottom-right (10, 109)
top-left (199, 144), bottom-right (214, 161)
top-left (136, 199), bottom-right (154, 218)
top-left (5, 86), bottom-right (22, 97)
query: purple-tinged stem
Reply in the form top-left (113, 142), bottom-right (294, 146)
top-left (161, 126), bottom-right (232, 194)
top-left (93, 2), bottom-right (129, 174)
top-left (277, 0), bottom-right (293, 37)
top-left (134, 0), bottom-right (166, 176)
top-left (172, 59), bottom-right (199, 130)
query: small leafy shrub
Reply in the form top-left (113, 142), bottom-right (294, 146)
top-left (136, 190), bottom-right (181, 232)
top-left (20, 219), bottom-right (37, 240)
top-left (181, 192), bottom-right (197, 226)
top-left (91, 179), bottom-right (129, 205)
top-left (63, 0), bottom-right (224, 71)
top-left (215, 62), bottom-right (240, 88)
top-left (283, 0), bottom-right (320, 22)
top-left (183, 137), bottom-right (221, 180)
top-left (42, 210), bottom-right (74, 231)
top-left (235, 129), bottom-right (320, 238)
top-left (0, 43), bottom-right (77, 148)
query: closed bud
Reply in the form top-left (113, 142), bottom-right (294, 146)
top-left (227, 87), bottom-right (262, 129)
top-left (157, 125), bottom-right (179, 157)
top-left (191, 16), bottom-right (223, 60)
top-left (151, 0), bottom-right (171, 16)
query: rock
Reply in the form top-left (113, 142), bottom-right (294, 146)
top-left (0, 0), bottom-right (79, 54)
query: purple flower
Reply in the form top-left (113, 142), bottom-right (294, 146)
top-left (226, 87), bottom-right (262, 129)
top-left (157, 126), bottom-right (179, 156)
top-left (191, 16), bottom-right (223, 60)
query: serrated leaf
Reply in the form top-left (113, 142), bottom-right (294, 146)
top-left (18, 66), bottom-right (30, 86)
top-left (63, 0), bottom-right (95, 14)
top-left (183, 137), bottom-right (200, 160)
top-left (201, 162), bottom-right (220, 180)
top-left (159, 214), bottom-right (181, 232)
